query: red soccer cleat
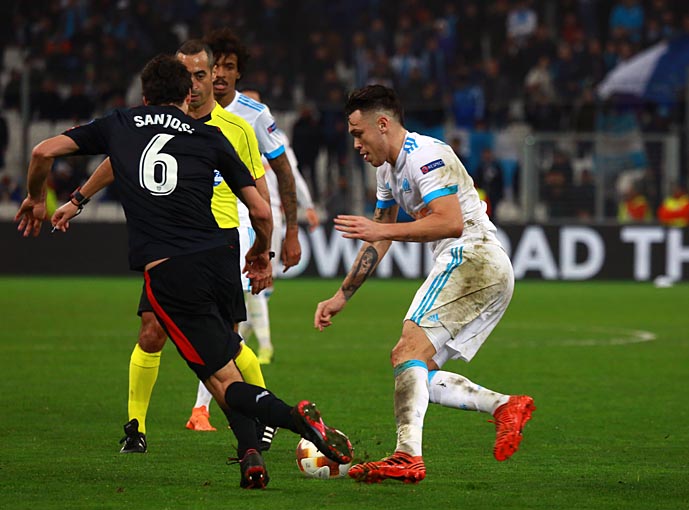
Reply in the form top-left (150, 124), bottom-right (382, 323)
top-left (348, 451), bottom-right (426, 484)
top-left (492, 395), bottom-right (536, 461)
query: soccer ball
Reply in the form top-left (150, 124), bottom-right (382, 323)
top-left (295, 438), bottom-right (352, 479)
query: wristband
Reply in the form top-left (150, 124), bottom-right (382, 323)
top-left (70, 188), bottom-right (90, 207)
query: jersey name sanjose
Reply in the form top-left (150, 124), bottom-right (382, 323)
top-left (420, 159), bottom-right (445, 174)
top-left (133, 113), bottom-right (195, 133)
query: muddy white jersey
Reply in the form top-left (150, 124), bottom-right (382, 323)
top-left (375, 131), bottom-right (499, 258)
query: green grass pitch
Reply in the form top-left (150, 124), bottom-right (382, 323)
top-left (1, 277), bottom-right (687, 509)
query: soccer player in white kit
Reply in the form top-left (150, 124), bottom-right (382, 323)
top-left (240, 89), bottom-right (319, 360)
top-left (314, 85), bottom-right (535, 483)
top-left (185, 29), bottom-right (303, 443)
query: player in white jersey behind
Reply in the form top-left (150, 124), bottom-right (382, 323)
top-left (314, 85), bottom-right (535, 483)
top-left (240, 89), bottom-right (319, 361)
top-left (184, 29), bottom-right (304, 438)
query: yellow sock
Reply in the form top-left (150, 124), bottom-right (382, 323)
top-left (128, 343), bottom-right (161, 434)
top-left (235, 343), bottom-right (266, 388)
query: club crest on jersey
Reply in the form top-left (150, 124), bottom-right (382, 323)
top-left (267, 122), bottom-right (277, 134)
top-left (213, 169), bottom-right (224, 187)
top-left (420, 159), bottom-right (445, 174)
top-left (402, 178), bottom-right (412, 193)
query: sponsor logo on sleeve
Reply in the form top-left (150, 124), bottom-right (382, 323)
top-left (420, 159), bottom-right (445, 174)
top-left (267, 122), bottom-right (277, 134)
top-left (213, 169), bottom-right (224, 187)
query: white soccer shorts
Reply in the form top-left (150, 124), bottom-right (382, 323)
top-left (404, 241), bottom-right (514, 367)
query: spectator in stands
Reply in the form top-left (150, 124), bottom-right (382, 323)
top-left (618, 184), bottom-right (652, 223)
top-left (506, 0), bottom-right (538, 48)
top-left (34, 78), bottom-right (64, 122)
top-left (0, 173), bottom-right (22, 203)
top-left (325, 175), bottom-right (349, 221)
top-left (474, 148), bottom-right (505, 218)
top-left (481, 57), bottom-right (512, 128)
top-left (572, 168), bottom-right (596, 220)
top-left (292, 102), bottom-right (322, 204)
top-left (610, 0), bottom-right (645, 43)
top-left (62, 83), bottom-right (95, 121)
top-left (451, 66), bottom-right (484, 131)
top-left (541, 151), bottom-right (575, 219)
top-left (0, 113), bottom-right (7, 170)
top-left (657, 182), bottom-right (689, 227)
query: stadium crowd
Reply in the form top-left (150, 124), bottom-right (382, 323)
top-left (0, 0), bottom-right (687, 223)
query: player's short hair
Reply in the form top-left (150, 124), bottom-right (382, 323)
top-left (204, 28), bottom-right (250, 76)
top-left (140, 54), bottom-right (192, 106)
top-left (176, 39), bottom-right (215, 68)
top-left (344, 85), bottom-right (404, 124)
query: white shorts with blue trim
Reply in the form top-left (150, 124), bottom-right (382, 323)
top-left (239, 225), bottom-right (256, 292)
top-left (404, 241), bottom-right (514, 366)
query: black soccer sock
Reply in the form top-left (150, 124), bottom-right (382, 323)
top-left (221, 406), bottom-right (260, 458)
top-left (225, 382), bottom-right (299, 433)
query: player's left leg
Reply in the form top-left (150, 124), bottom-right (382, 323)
top-left (421, 243), bottom-right (535, 461)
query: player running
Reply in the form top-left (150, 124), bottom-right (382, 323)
top-left (16, 54), bottom-right (353, 489)
top-left (314, 85), bottom-right (535, 483)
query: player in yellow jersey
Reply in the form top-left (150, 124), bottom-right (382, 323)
top-left (52, 40), bottom-right (273, 453)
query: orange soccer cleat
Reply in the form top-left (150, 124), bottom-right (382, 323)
top-left (492, 395), bottom-right (536, 461)
top-left (348, 451), bottom-right (426, 484)
top-left (185, 405), bottom-right (217, 431)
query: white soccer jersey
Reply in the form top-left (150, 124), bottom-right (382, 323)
top-left (376, 131), bottom-right (499, 257)
top-left (227, 92), bottom-right (285, 160)
top-left (226, 91), bottom-right (286, 227)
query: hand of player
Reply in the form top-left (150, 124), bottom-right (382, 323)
top-left (244, 248), bottom-right (273, 295)
top-left (14, 196), bottom-right (47, 237)
top-left (314, 292), bottom-right (347, 331)
top-left (51, 201), bottom-right (80, 233)
top-left (305, 207), bottom-right (320, 232)
top-left (334, 215), bottom-right (386, 242)
top-left (281, 227), bottom-right (301, 272)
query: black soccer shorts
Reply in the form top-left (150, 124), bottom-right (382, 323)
top-left (143, 243), bottom-right (246, 381)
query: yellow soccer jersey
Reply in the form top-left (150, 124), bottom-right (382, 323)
top-left (205, 102), bottom-right (264, 228)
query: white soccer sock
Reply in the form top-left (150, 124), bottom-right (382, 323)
top-left (193, 380), bottom-right (213, 409)
top-left (428, 370), bottom-right (509, 414)
top-left (245, 292), bottom-right (272, 350)
top-left (393, 360), bottom-right (429, 457)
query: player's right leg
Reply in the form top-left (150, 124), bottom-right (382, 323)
top-left (120, 310), bottom-right (167, 453)
top-left (349, 321), bottom-right (431, 483)
top-left (244, 292), bottom-right (273, 364)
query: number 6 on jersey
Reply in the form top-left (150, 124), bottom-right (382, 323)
top-left (139, 133), bottom-right (178, 195)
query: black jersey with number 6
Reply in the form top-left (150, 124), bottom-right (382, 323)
top-left (63, 105), bottom-right (256, 270)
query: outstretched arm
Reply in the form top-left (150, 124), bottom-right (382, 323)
top-left (334, 194), bottom-right (463, 243)
top-left (52, 157), bottom-right (115, 232)
top-left (15, 135), bottom-right (80, 237)
top-left (314, 205), bottom-right (398, 331)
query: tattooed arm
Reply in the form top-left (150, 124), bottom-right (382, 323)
top-left (268, 152), bottom-right (301, 271)
top-left (314, 205), bottom-right (398, 330)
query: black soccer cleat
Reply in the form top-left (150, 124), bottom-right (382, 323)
top-left (291, 400), bottom-right (353, 465)
top-left (238, 449), bottom-right (269, 489)
top-left (119, 418), bottom-right (147, 454)
top-left (257, 423), bottom-right (278, 452)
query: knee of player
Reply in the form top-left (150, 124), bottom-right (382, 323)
top-left (138, 313), bottom-right (167, 352)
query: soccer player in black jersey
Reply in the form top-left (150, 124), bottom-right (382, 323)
top-left (15, 54), bottom-right (352, 489)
